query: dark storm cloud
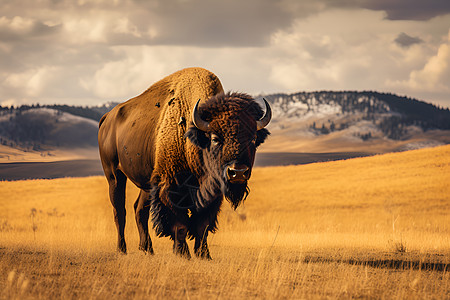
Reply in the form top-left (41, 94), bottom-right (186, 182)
top-left (361, 0), bottom-right (450, 20)
top-left (126, 0), bottom-right (324, 47)
top-left (394, 32), bottom-right (424, 48)
top-left (150, 3), bottom-right (288, 46)
top-left (134, 0), bottom-right (450, 46)
top-left (2, 0), bottom-right (447, 48)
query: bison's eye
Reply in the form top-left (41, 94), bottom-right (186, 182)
top-left (211, 134), bottom-right (222, 146)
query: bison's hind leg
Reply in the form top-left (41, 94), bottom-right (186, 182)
top-left (134, 190), bottom-right (154, 254)
top-left (107, 169), bottom-right (128, 254)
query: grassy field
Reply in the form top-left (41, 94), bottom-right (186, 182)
top-left (0, 145), bottom-right (449, 299)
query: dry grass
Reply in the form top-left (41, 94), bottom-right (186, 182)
top-left (0, 145), bottom-right (449, 299)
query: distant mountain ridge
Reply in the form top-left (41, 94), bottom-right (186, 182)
top-left (0, 102), bottom-right (118, 123)
top-left (263, 91), bottom-right (450, 130)
top-left (0, 91), bottom-right (449, 153)
top-left (260, 91), bottom-right (450, 144)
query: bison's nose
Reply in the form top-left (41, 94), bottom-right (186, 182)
top-left (227, 165), bottom-right (250, 183)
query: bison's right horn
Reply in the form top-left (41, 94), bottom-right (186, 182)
top-left (192, 99), bottom-right (210, 132)
top-left (256, 98), bottom-right (272, 130)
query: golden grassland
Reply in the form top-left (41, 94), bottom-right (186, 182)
top-left (0, 145), bottom-right (449, 299)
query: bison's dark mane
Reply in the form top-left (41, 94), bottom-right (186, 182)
top-left (199, 92), bottom-right (266, 123)
top-left (199, 92), bottom-right (271, 148)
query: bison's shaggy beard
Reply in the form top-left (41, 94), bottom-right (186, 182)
top-left (196, 172), bottom-right (248, 211)
top-left (196, 152), bottom-right (249, 211)
top-left (223, 182), bottom-right (249, 210)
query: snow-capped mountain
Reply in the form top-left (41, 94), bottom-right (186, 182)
top-left (256, 91), bottom-right (450, 153)
top-left (264, 92), bottom-right (390, 122)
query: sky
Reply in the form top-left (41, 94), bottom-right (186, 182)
top-left (1, 0), bottom-right (450, 108)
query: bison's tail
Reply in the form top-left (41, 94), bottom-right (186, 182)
top-left (98, 113), bottom-right (108, 128)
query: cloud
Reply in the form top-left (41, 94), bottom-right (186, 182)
top-left (79, 46), bottom-right (177, 98)
top-left (141, 0), bottom-right (323, 47)
top-left (392, 31), bottom-right (450, 92)
top-left (394, 32), bottom-right (423, 48)
top-left (78, 45), bottom-right (276, 99)
top-left (1, 0), bottom-right (448, 48)
top-left (265, 10), bottom-right (400, 92)
top-left (4, 67), bottom-right (55, 97)
top-left (0, 0), bottom-right (450, 108)
top-left (264, 9), bottom-right (450, 109)
top-left (361, 0), bottom-right (450, 21)
top-left (0, 16), bottom-right (61, 42)
top-left (1, 0), bottom-right (323, 47)
top-left (2, 66), bottom-right (85, 102)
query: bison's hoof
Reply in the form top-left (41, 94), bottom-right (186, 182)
top-left (195, 248), bottom-right (212, 260)
top-left (139, 245), bottom-right (154, 255)
top-left (117, 240), bottom-right (127, 254)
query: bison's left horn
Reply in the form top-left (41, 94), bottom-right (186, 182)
top-left (256, 98), bottom-right (272, 130)
top-left (192, 99), bottom-right (210, 132)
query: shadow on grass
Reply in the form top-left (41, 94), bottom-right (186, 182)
top-left (303, 255), bottom-right (449, 272)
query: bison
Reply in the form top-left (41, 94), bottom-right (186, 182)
top-left (98, 67), bottom-right (271, 259)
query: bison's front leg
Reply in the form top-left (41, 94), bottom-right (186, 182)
top-left (194, 220), bottom-right (211, 260)
top-left (172, 223), bottom-right (191, 259)
top-left (134, 190), bottom-right (154, 254)
top-left (191, 198), bottom-right (221, 260)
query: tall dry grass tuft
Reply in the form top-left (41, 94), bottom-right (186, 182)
top-left (388, 215), bottom-right (407, 253)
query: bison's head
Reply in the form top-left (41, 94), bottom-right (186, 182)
top-left (185, 92), bottom-right (271, 209)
